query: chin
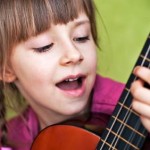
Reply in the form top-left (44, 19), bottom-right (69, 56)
top-left (63, 101), bottom-right (88, 117)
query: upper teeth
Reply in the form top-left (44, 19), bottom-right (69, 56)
top-left (65, 78), bottom-right (78, 82)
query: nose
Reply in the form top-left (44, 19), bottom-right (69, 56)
top-left (59, 42), bottom-right (84, 66)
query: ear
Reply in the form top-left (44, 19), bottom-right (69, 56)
top-left (0, 67), bottom-right (17, 83)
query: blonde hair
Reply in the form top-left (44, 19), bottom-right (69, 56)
top-left (0, 0), bottom-right (98, 146)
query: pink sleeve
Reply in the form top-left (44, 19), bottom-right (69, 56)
top-left (91, 74), bottom-right (125, 115)
top-left (1, 147), bottom-right (12, 150)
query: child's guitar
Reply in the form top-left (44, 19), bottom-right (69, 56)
top-left (31, 35), bottom-right (150, 150)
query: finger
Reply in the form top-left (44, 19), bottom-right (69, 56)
top-left (133, 66), bottom-right (150, 84)
top-left (140, 116), bottom-right (150, 132)
top-left (132, 100), bottom-right (150, 119)
top-left (131, 80), bottom-right (150, 105)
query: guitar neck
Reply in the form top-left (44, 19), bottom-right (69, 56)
top-left (97, 34), bottom-right (150, 150)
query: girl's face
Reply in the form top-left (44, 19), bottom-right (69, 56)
top-left (10, 13), bottom-right (97, 125)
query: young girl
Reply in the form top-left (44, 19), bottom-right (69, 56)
top-left (0, 0), bottom-right (150, 149)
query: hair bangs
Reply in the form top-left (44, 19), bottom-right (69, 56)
top-left (1, 0), bottom-right (95, 44)
top-left (48, 0), bottom-right (85, 24)
top-left (0, 0), bottom-right (97, 54)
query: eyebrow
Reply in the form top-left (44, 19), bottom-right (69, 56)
top-left (73, 20), bottom-right (90, 27)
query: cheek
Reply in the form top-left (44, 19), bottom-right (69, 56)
top-left (84, 45), bottom-right (97, 69)
top-left (21, 64), bottom-right (52, 85)
top-left (11, 54), bottom-right (54, 86)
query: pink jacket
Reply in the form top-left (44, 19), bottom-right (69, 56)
top-left (1, 75), bottom-right (124, 150)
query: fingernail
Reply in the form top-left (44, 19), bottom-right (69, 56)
top-left (133, 66), bottom-right (140, 74)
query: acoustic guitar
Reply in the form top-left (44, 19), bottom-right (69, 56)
top-left (31, 34), bottom-right (150, 150)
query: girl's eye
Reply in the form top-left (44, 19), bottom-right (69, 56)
top-left (33, 43), bottom-right (54, 53)
top-left (74, 36), bottom-right (90, 43)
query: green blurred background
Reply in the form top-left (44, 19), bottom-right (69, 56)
top-left (94, 0), bottom-right (150, 83)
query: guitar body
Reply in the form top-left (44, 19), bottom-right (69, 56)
top-left (31, 125), bottom-right (100, 150)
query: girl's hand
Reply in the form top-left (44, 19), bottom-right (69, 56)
top-left (131, 66), bottom-right (150, 132)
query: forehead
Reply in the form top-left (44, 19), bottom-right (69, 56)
top-left (53, 13), bottom-right (90, 28)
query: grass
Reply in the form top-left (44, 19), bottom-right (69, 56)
top-left (94, 0), bottom-right (150, 83)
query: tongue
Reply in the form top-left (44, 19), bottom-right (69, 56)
top-left (56, 80), bottom-right (80, 90)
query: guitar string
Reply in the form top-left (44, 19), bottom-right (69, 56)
top-left (98, 68), bottom-right (132, 150)
top-left (112, 45), bottom-right (150, 149)
top-left (115, 45), bottom-right (150, 149)
top-left (134, 41), bottom-right (150, 149)
top-left (125, 62), bottom-right (150, 149)
top-left (124, 119), bottom-right (141, 150)
top-left (98, 43), bottom-right (150, 150)
top-left (111, 45), bottom-right (150, 150)
top-left (123, 61), bottom-right (150, 150)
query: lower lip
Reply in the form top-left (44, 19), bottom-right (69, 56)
top-left (57, 79), bottom-right (86, 97)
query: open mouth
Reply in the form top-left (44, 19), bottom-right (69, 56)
top-left (56, 76), bottom-right (85, 91)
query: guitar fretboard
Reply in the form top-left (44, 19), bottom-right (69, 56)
top-left (97, 34), bottom-right (150, 150)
